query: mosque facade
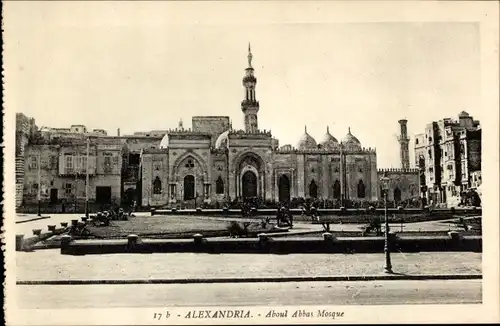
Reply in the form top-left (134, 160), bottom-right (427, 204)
top-left (140, 45), bottom-right (420, 207)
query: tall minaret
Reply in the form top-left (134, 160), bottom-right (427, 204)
top-left (241, 43), bottom-right (260, 133)
top-left (398, 119), bottom-right (410, 169)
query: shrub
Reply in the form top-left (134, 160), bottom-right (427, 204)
top-left (260, 217), bottom-right (271, 229)
top-left (227, 221), bottom-right (250, 238)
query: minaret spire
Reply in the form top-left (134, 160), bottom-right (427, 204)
top-left (248, 42), bottom-right (253, 68)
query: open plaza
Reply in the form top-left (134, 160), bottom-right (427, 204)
top-left (16, 209), bottom-right (483, 309)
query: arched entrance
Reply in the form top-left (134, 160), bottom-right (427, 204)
top-left (357, 180), bottom-right (366, 198)
top-left (183, 175), bottom-right (195, 200)
top-left (242, 171), bottom-right (258, 198)
top-left (278, 175), bottom-right (291, 202)
top-left (333, 180), bottom-right (341, 199)
top-left (309, 180), bottom-right (318, 198)
top-left (394, 187), bottom-right (401, 203)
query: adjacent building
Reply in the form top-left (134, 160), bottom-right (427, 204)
top-left (22, 137), bottom-right (123, 211)
top-left (414, 111), bottom-right (481, 207)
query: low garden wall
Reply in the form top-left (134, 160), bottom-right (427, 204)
top-left (150, 207), bottom-right (481, 223)
top-left (153, 207), bottom-right (480, 215)
top-left (58, 232), bottom-right (482, 255)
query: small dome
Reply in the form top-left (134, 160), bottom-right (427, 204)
top-left (160, 133), bottom-right (169, 149)
top-left (319, 126), bottom-right (338, 149)
top-left (215, 130), bottom-right (230, 149)
top-left (297, 126), bottom-right (317, 150)
top-left (342, 127), bottom-right (361, 150)
top-left (459, 111), bottom-right (470, 118)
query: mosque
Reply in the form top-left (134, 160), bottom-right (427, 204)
top-left (139, 45), bottom-right (419, 207)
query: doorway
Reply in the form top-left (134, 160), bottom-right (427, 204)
top-left (183, 175), bottom-right (195, 200)
top-left (50, 188), bottom-right (58, 204)
top-left (394, 187), bottom-right (402, 203)
top-left (96, 186), bottom-right (112, 204)
top-left (278, 175), bottom-right (291, 202)
top-left (309, 180), bottom-right (318, 198)
top-left (333, 180), bottom-right (341, 199)
top-left (242, 171), bottom-right (258, 198)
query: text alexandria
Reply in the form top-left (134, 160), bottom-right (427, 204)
top-left (184, 310), bottom-right (251, 319)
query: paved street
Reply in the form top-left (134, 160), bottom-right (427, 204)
top-left (15, 214), bottom-right (482, 311)
top-left (17, 279), bottom-right (481, 309)
top-left (17, 250), bottom-right (481, 282)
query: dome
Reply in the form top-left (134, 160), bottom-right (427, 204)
top-left (297, 126), bottom-right (317, 150)
top-left (160, 133), bottom-right (169, 149)
top-left (342, 127), bottom-right (361, 150)
top-left (459, 111), bottom-right (470, 118)
top-left (215, 130), bottom-right (230, 149)
top-left (319, 126), bottom-right (338, 149)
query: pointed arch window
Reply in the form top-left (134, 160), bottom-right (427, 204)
top-left (309, 180), bottom-right (318, 198)
top-left (153, 177), bottom-right (162, 195)
top-left (216, 176), bottom-right (224, 194)
top-left (185, 159), bottom-right (195, 169)
top-left (357, 180), bottom-right (366, 198)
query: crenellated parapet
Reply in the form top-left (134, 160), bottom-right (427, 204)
top-left (275, 145), bottom-right (377, 155)
top-left (228, 129), bottom-right (272, 139)
top-left (378, 168), bottom-right (419, 174)
top-left (167, 128), bottom-right (212, 136)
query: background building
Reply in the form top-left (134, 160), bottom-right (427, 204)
top-left (15, 113), bottom-right (38, 208)
top-left (414, 111), bottom-right (481, 207)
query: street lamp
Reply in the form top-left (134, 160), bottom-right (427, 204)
top-left (85, 137), bottom-right (90, 217)
top-left (37, 151), bottom-right (41, 216)
top-left (380, 171), bottom-right (393, 274)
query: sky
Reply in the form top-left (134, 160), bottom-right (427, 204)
top-left (5, 1), bottom-right (482, 169)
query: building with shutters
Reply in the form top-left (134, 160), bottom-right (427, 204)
top-left (414, 111), bottom-right (481, 207)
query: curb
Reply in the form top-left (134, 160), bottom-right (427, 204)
top-left (16, 216), bottom-right (51, 224)
top-left (17, 274), bottom-right (482, 285)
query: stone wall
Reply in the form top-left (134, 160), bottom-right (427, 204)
top-left (124, 137), bottom-right (162, 153)
top-left (140, 150), bottom-right (169, 207)
top-left (377, 168), bottom-right (420, 202)
top-left (192, 116), bottom-right (230, 147)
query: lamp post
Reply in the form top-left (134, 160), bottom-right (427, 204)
top-left (37, 151), bottom-right (41, 216)
top-left (380, 172), bottom-right (393, 274)
top-left (85, 137), bottom-right (90, 217)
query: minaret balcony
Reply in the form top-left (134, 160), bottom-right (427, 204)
top-left (241, 100), bottom-right (260, 108)
top-left (243, 76), bottom-right (257, 83)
